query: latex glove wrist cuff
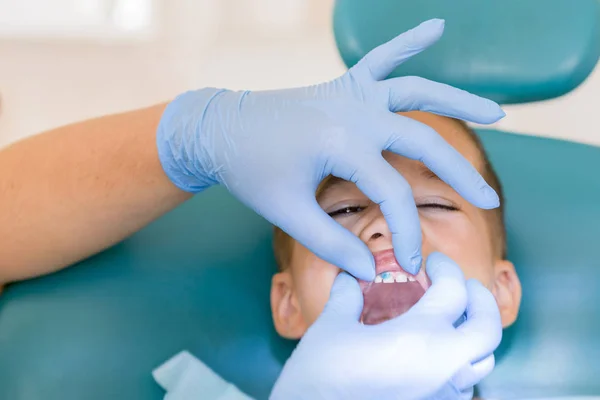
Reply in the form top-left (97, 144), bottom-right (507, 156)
top-left (157, 87), bottom-right (229, 193)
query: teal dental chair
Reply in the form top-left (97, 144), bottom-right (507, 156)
top-left (1, 1), bottom-right (599, 399)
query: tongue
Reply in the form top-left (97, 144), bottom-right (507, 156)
top-left (360, 282), bottom-right (426, 325)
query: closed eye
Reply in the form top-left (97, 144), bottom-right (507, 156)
top-left (418, 203), bottom-right (459, 211)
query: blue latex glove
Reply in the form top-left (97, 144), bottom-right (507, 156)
top-left (270, 253), bottom-right (502, 400)
top-left (157, 19), bottom-right (504, 278)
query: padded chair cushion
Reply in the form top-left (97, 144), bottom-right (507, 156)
top-left (333, 0), bottom-right (600, 104)
top-left (1, 131), bottom-right (600, 399)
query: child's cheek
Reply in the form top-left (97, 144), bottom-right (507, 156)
top-left (296, 254), bottom-right (340, 327)
top-left (421, 215), bottom-right (494, 284)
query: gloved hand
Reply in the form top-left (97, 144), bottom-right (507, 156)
top-left (157, 19), bottom-right (504, 278)
top-left (269, 253), bottom-right (502, 400)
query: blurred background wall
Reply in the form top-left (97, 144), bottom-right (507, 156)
top-left (0, 0), bottom-right (598, 148)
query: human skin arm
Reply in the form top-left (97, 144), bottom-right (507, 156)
top-left (0, 103), bottom-right (192, 286)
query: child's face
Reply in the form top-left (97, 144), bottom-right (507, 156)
top-left (271, 112), bottom-right (521, 339)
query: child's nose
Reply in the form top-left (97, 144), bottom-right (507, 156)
top-left (359, 206), bottom-right (427, 251)
top-left (359, 207), bottom-right (393, 245)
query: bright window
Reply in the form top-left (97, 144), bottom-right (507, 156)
top-left (0, 0), bottom-right (155, 39)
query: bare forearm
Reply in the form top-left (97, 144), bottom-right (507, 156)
top-left (0, 103), bottom-right (192, 284)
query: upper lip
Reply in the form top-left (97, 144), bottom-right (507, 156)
top-left (372, 249), bottom-right (409, 276)
top-left (369, 249), bottom-right (430, 292)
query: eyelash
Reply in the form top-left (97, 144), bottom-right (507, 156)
top-left (419, 203), bottom-right (459, 212)
top-left (328, 206), bottom-right (365, 217)
top-left (328, 203), bottom-right (459, 217)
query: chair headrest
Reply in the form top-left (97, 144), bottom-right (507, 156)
top-left (334, 0), bottom-right (600, 104)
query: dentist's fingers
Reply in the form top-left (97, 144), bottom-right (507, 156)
top-left (404, 252), bottom-right (468, 324)
top-left (333, 154), bottom-right (423, 275)
top-left (383, 113), bottom-right (500, 210)
top-left (381, 76), bottom-right (505, 124)
top-left (321, 272), bottom-right (364, 321)
top-left (451, 354), bottom-right (496, 391)
top-left (456, 279), bottom-right (503, 362)
top-left (272, 192), bottom-right (375, 281)
top-left (351, 19), bottom-right (445, 81)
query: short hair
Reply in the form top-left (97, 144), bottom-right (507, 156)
top-left (272, 119), bottom-right (506, 271)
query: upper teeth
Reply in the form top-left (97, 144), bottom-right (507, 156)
top-left (374, 271), bottom-right (415, 283)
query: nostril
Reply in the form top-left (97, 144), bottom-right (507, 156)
top-left (371, 232), bottom-right (383, 240)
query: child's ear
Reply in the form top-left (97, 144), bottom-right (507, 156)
top-left (271, 271), bottom-right (308, 339)
top-left (491, 260), bottom-right (522, 328)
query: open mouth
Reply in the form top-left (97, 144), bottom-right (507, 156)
top-left (357, 249), bottom-right (431, 325)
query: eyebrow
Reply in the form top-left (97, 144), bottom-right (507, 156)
top-left (317, 165), bottom-right (444, 200)
top-left (416, 164), bottom-right (443, 183)
top-left (316, 176), bottom-right (348, 200)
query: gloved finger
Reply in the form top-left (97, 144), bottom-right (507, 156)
top-left (403, 252), bottom-right (467, 324)
top-left (382, 113), bottom-right (500, 210)
top-left (451, 354), bottom-right (496, 391)
top-left (320, 272), bottom-right (364, 321)
top-left (458, 387), bottom-right (475, 400)
top-left (381, 76), bottom-right (504, 124)
top-left (456, 279), bottom-right (503, 362)
top-left (426, 382), bottom-right (471, 400)
top-left (332, 155), bottom-right (422, 275)
top-left (270, 192), bottom-right (376, 281)
top-left (425, 382), bottom-right (462, 400)
top-left (350, 19), bottom-right (445, 81)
